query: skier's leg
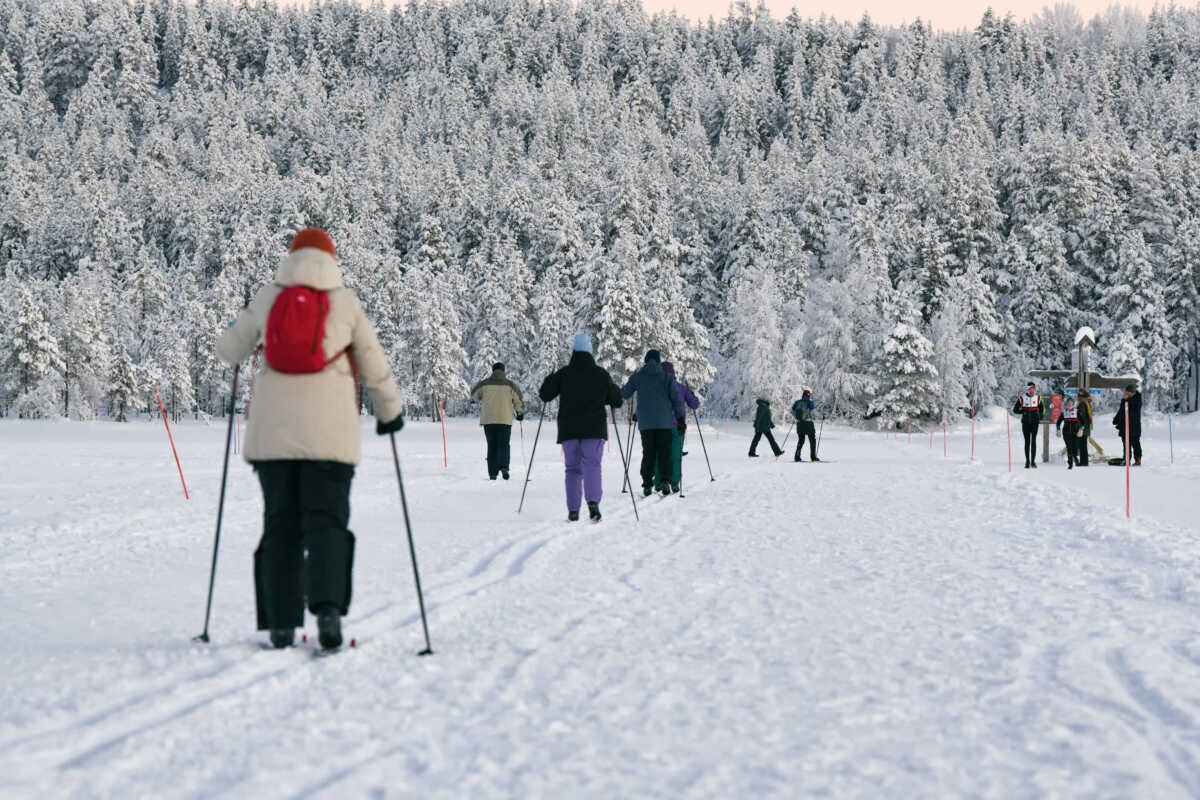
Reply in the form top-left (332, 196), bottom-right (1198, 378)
top-left (1132, 434), bottom-right (1142, 462)
top-left (639, 430), bottom-right (656, 489)
top-left (749, 431), bottom-right (763, 456)
top-left (793, 423), bottom-right (803, 461)
top-left (580, 438), bottom-right (604, 504)
top-left (253, 461), bottom-right (304, 631)
top-left (805, 422), bottom-right (817, 460)
top-left (563, 440), bottom-right (584, 513)
top-left (484, 425), bottom-right (498, 478)
top-left (765, 430), bottom-right (783, 456)
top-left (499, 424), bottom-right (512, 473)
top-left (655, 429), bottom-right (673, 488)
top-left (298, 461), bottom-right (356, 617)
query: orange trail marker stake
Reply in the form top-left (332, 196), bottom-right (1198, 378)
top-left (155, 387), bottom-right (189, 499)
top-left (440, 401), bottom-right (448, 468)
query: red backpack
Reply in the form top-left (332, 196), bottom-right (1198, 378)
top-left (264, 286), bottom-right (334, 373)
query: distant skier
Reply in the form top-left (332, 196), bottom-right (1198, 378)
top-left (470, 362), bottom-right (525, 481)
top-left (790, 389), bottom-right (819, 462)
top-left (217, 228), bottom-right (405, 651)
top-left (749, 396), bottom-right (784, 458)
top-left (652, 361), bottom-right (700, 491)
top-left (538, 333), bottom-right (623, 522)
top-left (1055, 395), bottom-right (1084, 470)
top-left (622, 350), bottom-right (686, 496)
top-left (1076, 392), bottom-right (1093, 466)
top-left (1013, 382), bottom-right (1044, 469)
top-left (1113, 384), bottom-right (1143, 466)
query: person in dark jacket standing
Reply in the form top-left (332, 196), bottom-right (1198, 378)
top-left (622, 350), bottom-right (686, 496)
top-left (1113, 384), bottom-right (1143, 466)
top-left (470, 362), bottom-right (525, 481)
top-left (538, 333), bottom-right (623, 521)
top-left (749, 397), bottom-right (784, 457)
top-left (791, 389), bottom-right (819, 462)
top-left (1013, 382), bottom-right (1044, 469)
top-left (1076, 392), bottom-right (1093, 466)
top-left (653, 361), bottom-right (700, 490)
top-left (1056, 395), bottom-right (1083, 470)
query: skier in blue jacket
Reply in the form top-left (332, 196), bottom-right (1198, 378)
top-left (791, 389), bottom-right (819, 462)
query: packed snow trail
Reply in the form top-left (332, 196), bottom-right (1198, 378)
top-left (2, 413), bottom-right (1200, 798)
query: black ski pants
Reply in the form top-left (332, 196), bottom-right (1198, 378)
top-left (1120, 431), bottom-right (1143, 462)
top-left (640, 428), bottom-right (675, 489)
top-left (1022, 422), bottom-right (1038, 466)
top-left (750, 429), bottom-right (783, 457)
top-left (484, 423), bottom-right (512, 477)
top-left (1060, 421), bottom-right (1080, 466)
top-left (794, 421), bottom-right (817, 460)
top-left (253, 460), bottom-right (355, 631)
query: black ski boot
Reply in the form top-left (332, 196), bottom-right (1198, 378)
top-left (670, 482), bottom-right (680, 494)
top-left (502, 468), bottom-right (510, 480)
top-left (588, 502), bottom-right (601, 522)
top-left (270, 628), bottom-right (294, 649)
top-left (642, 485), bottom-right (653, 497)
top-left (811, 456), bottom-right (821, 462)
top-left (657, 482), bottom-right (671, 497)
top-left (568, 510), bottom-right (580, 522)
top-left (316, 605), bottom-right (342, 650)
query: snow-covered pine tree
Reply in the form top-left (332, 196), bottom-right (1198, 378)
top-left (867, 296), bottom-right (940, 429)
top-left (7, 281), bottom-right (64, 418)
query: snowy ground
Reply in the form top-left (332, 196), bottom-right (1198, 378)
top-left (2, 408), bottom-right (1200, 798)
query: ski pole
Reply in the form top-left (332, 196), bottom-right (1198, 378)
top-left (518, 404), bottom-right (545, 513)
top-left (815, 415), bottom-right (825, 459)
top-left (621, 407), bottom-right (636, 494)
top-left (194, 365), bottom-right (239, 644)
top-left (692, 406), bottom-right (715, 481)
top-left (612, 406), bottom-right (639, 521)
top-left (776, 424), bottom-right (793, 462)
top-left (390, 432), bottom-right (433, 656)
top-left (519, 415), bottom-right (526, 468)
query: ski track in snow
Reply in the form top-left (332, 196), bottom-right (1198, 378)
top-left (2, 413), bottom-right (1200, 798)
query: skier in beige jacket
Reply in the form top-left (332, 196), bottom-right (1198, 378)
top-left (217, 228), bottom-right (404, 651)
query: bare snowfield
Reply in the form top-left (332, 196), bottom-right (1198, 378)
top-left (2, 409), bottom-right (1199, 798)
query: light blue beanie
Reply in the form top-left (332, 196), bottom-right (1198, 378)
top-left (572, 332), bottom-right (593, 354)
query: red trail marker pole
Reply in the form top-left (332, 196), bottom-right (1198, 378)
top-left (943, 419), bottom-right (947, 457)
top-left (970, 406), bottom-right (975, 461)
top-left (440, 401), bottom-right (448, 468)
top-left (929, 421), bottom-right (934, 449)
top-left (1006, 408), bottom-right (1012, 472)
top-left (154, 387), bottom-right (189, 499)
top-left (1125, 404), bottom-right (1131, 518)
top-left (907, 421), bottom-right (911, 444)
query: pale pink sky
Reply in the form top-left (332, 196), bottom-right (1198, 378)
top-left (642, 1), bottom-right (1164, 30)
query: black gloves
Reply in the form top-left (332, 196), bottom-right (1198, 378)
top-left (516, 413), bottom-right (525, 421)
top-left (677, 421), bottom-right (687, 434)
top-left (376, 414), bottom-right (404, 435)
top-left (631, 413), bottom-right (638, 423)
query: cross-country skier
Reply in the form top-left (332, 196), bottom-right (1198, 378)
top-left (1113, 384), bottom-right (1143, 466)
top-left (216, 228), bottom-right (405, 651)
top-left (538, 333), bottom-right (623, 522)
top-left (1056, 395), bottom-right (1084, 469)
top-left (470, 362), bottom-right (525, 481)
top-left (749, 396), bottom-right (785, 458)
top-left (1076, 392), bottom-right (1093, 466)
top-left (790, 389), bottom-right (819, 462)
top-left (652, 361), bottom-right (699, 492)
top-left (1013, 382), bottom-right (1044, 468)
top-left (622, 350), bottom-right (686, 497)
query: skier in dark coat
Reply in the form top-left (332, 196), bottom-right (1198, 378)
top-left (653, 361), bottom-right (700, 489)
top-left (1056, 395), bottom-right (1084, 469)
top-left (791, 389), bottom-right (819, 462)
top-left (1113, 384), bottom-right (1143, 466)
top-left (749, 397), bottom-right (784, 457)
top-left (538, 333), bottom-right (623, 521)
top-left (621, 350), bottom-right (686, 496)
top-left (1013, 382), bottom-right (1044, 469)
top-left (1076, 392), bottom-right (1093, 466)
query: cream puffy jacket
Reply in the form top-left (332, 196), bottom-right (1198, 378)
top-left (216, 248), bottom-right (404, 465)
top-left (470, 369), bottom-right (525, 426)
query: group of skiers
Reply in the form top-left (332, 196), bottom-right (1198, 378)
top-left (219, 229), bottom-right (1151, 652)
top-left (1016, 382), bottom-right (1143, 469)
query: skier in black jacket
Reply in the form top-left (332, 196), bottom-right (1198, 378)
top-left (538, 333), bottom-right (623, 521)
top-left (1113, 384), bottom-right (1143, 466)
top-left (1012, 382), bottom-right (1044, 469)
top-left (1056, 395), bottom-right (1084, 470)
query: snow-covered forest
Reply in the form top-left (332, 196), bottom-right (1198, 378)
top-left (2, 0), bottom-right (1199, 422)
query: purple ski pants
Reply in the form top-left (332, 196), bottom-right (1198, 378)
top-left (562, 438), bottom-right (605, 512)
